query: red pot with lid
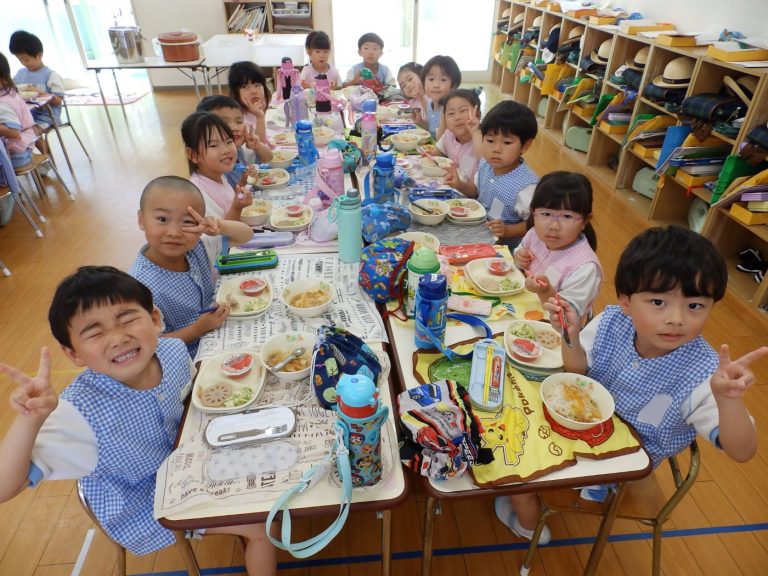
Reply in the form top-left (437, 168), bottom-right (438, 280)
top-left (157, 32), bottom-right (199, 62)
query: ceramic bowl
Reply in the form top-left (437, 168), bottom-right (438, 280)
top-left (270, 149), bottom-right (297, 169)
top-left (397, 231), bottom-right (440, 252)
top-left (408, 199), bottom-right (449, 226)
top-left (421, 156), bottom-right (452, 177)
top-left (540, 373), bottom-right (615, 431)
top-left (240, 199), bottom-right (273, 227)
top-left (509, 337), bottom-right (542, 362)
top-left (240, 278), bottom-right (267, 297)
top-left (281, 277), bottom-right (335, 317)
top-left (312, 126), bottom-right (334, 147)
top-left (390, 133), bottom-right (421, 153)
top-left (487, 259), bottom-right (514, 276)
top-left (260, 331), bottom-right (316, 381)
top-left (220, 352), bottom-right (255, 378)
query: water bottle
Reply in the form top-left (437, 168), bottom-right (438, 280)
top-left (414, 273), bottom-right (448, 350)
top-left (280, 57), bottom-right (295, 100)
top-left (373, 152), bottom-right (396, 202)
top-left (335, 373), bottom-right (389, 487)
top-left (329, 188), bottom-right (362, 263)
top-left (405, 247), bottom-right (440, 317)
top-left (360, 98), bottom-right (378, 165)
top-left (289, 84), bottom-right (309, 126)
top-left (315, 73), bottom-right (332, 113)
top-left (296, 119), bottom-right (319, 167)
top-left (316, 147), bottom-right (345, 200)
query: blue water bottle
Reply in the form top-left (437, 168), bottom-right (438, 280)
top-left (296, 119), bottom-right (319, 167)
top-left (414, 273), bottom-right (448, 349)
top-left (373, 152), bottom-right (396, 203)
top-left (328, 188), bottom-right (362, 263)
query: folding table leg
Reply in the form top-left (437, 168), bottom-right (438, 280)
top-left (421, 496), bottom-right (439, 576)
top-left (378, 510), bottom-right (392, 576)
top-left (583, 482), bottom-right (627, 575)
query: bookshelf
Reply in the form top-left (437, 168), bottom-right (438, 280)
top-left (223, 1), bottom-right (313, 34)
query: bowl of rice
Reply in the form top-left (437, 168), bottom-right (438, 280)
top-left (281, 277), bottom-right (335, 318)
top-left (540, 373), bottom-right (614, 431)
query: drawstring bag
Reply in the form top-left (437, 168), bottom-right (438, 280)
top-left (327, 140), bottom-right (362, 173)
top-left (361, 202), bottom-right (411, 243)
top-left (311, 325), bottom-right (382, 409)
top-left (358, 237), bottom-right (414, 304)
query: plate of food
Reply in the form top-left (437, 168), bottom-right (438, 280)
top-left (249, 168), bottom-right (290, 189)
top-left (270, 204), bottom-right (313, 232)
top-left (270, 131), bottom-right (296, 146)
top-left (540, 373), bottom-right (614, 431)
top-left (465, 257), bottom-right (524, 296)
top-left (445, 198), bottom-right (487, 223)
top-left (216, 276), bottom-right (273, 317)
top-left (191, 349), bottom-right (266, 413)
top-left (504, 320), bottom-right (563, 371)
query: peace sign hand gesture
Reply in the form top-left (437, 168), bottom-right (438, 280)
top-left (1, 347), bottom-right (58, 420)
top-left (711, 344), bottom-right (768, 400)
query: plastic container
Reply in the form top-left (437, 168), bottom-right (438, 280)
top-left (360, 98), bottom-right (378, 165)
top-left (295, 119), bottom-right (318, 167)
top-left (363, 153), bottom-right (396, 204)
top-left (406, 247), bottom-right (440, 317)
top-left (336, 374), bottom-right (378, 418)
top-left (414, 273), bottom-right (448, 350)
top-left (157, 31), bottom-right (199, 62)
top-left (289, 84), bottom-right (309, 128)
top-left (315, 73), bottom-right (332, 113)
top-left (329, 188), bottom-right (362, 263)
top-left (316, 148), bottom-right (345, 202)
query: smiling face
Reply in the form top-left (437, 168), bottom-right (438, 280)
top-left (398, 69), bottom-right (423, 100)
top-left (423, 65), bottom-right (453, 105)
top-left (237, 80), bottom-right (267, 115)
top-left (481, 130), bottom-right (532, 175)
top-left (619, 288), bottom-right (713, 359)
top-left (138, 186), bottom-right (205, 268)
top-left (532, 208), bottom-right (588, 251)
top-left (187, 125), bottom-right (237, 181)
top-left (358, 42), bottom-right (382, 68)
top-left (211, 106), bottom-right (245, 147)
top-left (444, 96), bottom-right (477, 142)
top-left (63, 301), bottom-right (162, 390)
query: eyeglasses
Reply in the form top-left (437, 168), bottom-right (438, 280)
top-left (533, 209), bottom-right (583, 225)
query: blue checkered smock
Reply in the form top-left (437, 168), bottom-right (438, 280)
top-left (224, 147), bottom-right (247, 189)
top-left (60, 338), bottom-right (191, 555)
top-left (130, 241), bottom-right (215, 357)
top-left (426, 100), bottom-right (441, 140)
top-left (588, 306), bottom-right (719, 468)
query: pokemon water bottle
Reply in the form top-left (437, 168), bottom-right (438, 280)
top-left (414, 273), bottom-right (448, 350)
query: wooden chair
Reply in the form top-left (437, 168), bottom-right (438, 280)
top-left (76, 480), bottom-right (202, 576)
top-left (41, 98), bottom-right (91, 174)
top-left (520, 440), bottom-right (701, 576)
top-left (15, 153), bottom-right (75, 201)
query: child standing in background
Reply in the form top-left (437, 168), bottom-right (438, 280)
top-left (228, 61), bottom-right (271, 146)
top-left (397, 62), bottom-right (426, 126)
top-left (0, 266), bottom-right (277, 575)
top-left (513, 172), bottom-right (602, 319)
top-left (0, 52), bottom-right (37, 174)
top-left (460, 100), bottom-right (538, 249)
top-left (421, 55), bottom-right (461, 140)
top-left (8, 30), bottom-right (64, 134)
top-left (437, 88), bottom-right (482, 190)
top-left (181, 111), bottom-right (253, 263)
top-left (342, 33), bottom-right (395, 88)
top-left (130, 176), bottom-right (251, 357)
top-left (300, 31), bottom-right (342, 89)
top-left (197, 95), bottom-right (272, 187)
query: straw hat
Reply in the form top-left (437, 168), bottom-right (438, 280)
top-left (590, 39), bottom-right (612, 65)
top-left (568, 26), bottom-right (585, 40)
top-left (625, 46), bottom-right (650, 71)
top-left (723, 75), bottom-right (758, 106)
top-left (652, 57), bottom-right (694, 88)
top-left (531, 15), bottom-right (543, 28)
top-left (512, 13), bottom-right (525, 27)
top-left (502, 8), bottom-right (512, 19)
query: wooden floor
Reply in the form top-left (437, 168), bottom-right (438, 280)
top-left (0, 87), bottom-right (767, 576)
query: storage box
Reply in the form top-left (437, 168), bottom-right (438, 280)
top-left (567, 9), bottom-right (598, 18)
top-left (202, 34), bottom-right (252, 67)
top-left (730, 202), bottom-right (768, 225)
top-left (707, 43), bottom-right (768, 62)
top-left (633, 142), bottom-right (661, 158)
top-left (573, 103), bottom-right (596, 118)
top-left (619, 21), bottom-right (675, 35)
top-left (676, 169), bottom-right (718, 187)
top-left (599, 121), bottom-right (629, 134)
top-left (656, 34), bottom-right (697, 47)
top-left (157, 32), bottom-right (200, 62)
top-left (589, 16), bottom-right (617, 25)
top-left (270, 1), bottom-right (311, 18)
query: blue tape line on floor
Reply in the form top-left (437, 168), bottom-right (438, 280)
top-left (128, 521), bottom-right (768, 575)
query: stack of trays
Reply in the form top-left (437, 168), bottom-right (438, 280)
top-left (504, 320), bottom-right (564, 381)
top-left (445, 198), bottom-right (487, 225)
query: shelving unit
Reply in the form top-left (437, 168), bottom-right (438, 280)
top-left (495, 1), bottom-right (768, 316)
top-left (223, 1), bottom-right (313, 34)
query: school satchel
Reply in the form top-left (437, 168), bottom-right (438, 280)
top-left (681, 94), bottom-right (744, 122)
top-left (565, 126), bottom-right (592, 152)
top-left (358, 237), bottom-right (414, 304)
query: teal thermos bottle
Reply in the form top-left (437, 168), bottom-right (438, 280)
top-left (329, 188), bottom-right (362, 263)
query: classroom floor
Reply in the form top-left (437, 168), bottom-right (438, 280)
top-left (0, 86), bottom-right (767, 576)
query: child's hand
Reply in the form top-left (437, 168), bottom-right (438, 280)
top-left (544, 296), bottom-right (579, 342)
top-left (486, 219), bottom-right (506, 239)
top-left (1, 347), bottom-right (58, 420)
top-left (182, 206), bottom-right (219, 236)
top-left (467, 106), bottom-right (481, 135)
top-left (514, 247), bottom-right (533, 269)
top-left (233, 186), bottom-right (253, 211)
top-left (711, 344), bottom-right (768, 400)
top-left (243, 124), bottom-right (262, 151)
top-left (444, 163), bottom-right (463, 188)
top-left (525, 274), bottom-right (550, 295)
top-left (197, 303), bottom-right (230, 331)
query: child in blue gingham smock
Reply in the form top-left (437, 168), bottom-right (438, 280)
top-left (0, 267), bottom-right (277, 574)
top-left (129, 176), bottom-right (253, 358)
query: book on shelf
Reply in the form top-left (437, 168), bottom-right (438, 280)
top-left (655, 145), bottom-right (731, 176)
top-left (678, 163), bottom-right (724, 175)
top-left (747, 201), bottom-right (768, 212)
top-left (607, 112), bottom-right (631, 122)
top-left (707, 42), bottom-right (768, 62)
top-left (740, 189), bottom-right (768, 202)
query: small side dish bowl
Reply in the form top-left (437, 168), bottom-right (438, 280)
top-left (313, 126), bottom-right (334, 147)
top-left (241, 199), bottom-right (273, 227)
top-left (260, 332), bottom-right (316, 381)
top-left (390, 133), bottom-right (421, 153)
top-left (408, 199), bottom-right (449, 226)
top-left (421, 156), bottom-right (452, 177)
top-left (286, 204), bottom-right (305, 217)
top-left (270, 149), bottom-right (297, 169)
top-left (540, 373), bottom-right (615, 431)
top-left (281, 277), bottom-right (335, 317)
top-left (487, 259), bottom-right (514, 276)
top-left (220, 352), bottom-right (254, 378)
top-left (240, 278), bottom-right (267, 297)
top-left (509, 338), bottom-right (541, 362)
top-left (450, 205), bottom-right (470, 218)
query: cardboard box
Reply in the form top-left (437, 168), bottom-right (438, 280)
top-left (730, 202), bottom-right (768, 226)
top-left (600, 121), bottom-right (629, 134)
top-left (619, 21), bottom-right (675, 35)
top-left (707, 44), bottom-right (768, 62)
top-left (573, 103), bottom-right (597, 118)
top-left (676, 169), bottom-right (718, 187)
top-left (633, 142), bottom-right (661, 158)
top-left (589, 16), bottom-right (617, 25)
top-left (657, 34), bottom-right (697, 47)
top-left (567, 8), bottom-right (598, 18)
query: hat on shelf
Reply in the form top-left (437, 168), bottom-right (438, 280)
top-left (531, 15), bottom-right (543, 28)
top-left (590, 39), bottom-right (613, 65)
top-left (625, 46), bottom-right (650, 71)
top-left (652, 56), bottom-right (695, 89)
top-left (510, 13), bottom-right (526, 30)
top-left (568, 26), bottom-right (586, 40)
top-left (723, 75), bottom-right (758, 107)
top-left (502, 8), bottom-right (512, 19)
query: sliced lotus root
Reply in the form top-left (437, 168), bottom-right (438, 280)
top-left (536, 330), bottom-right (561, 349)
top-left (199, 381), bottom-right (234, 407)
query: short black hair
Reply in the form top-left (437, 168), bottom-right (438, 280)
top-left (529, 171), bottom-right (597, 250)
top-left (615, 226), bottom-right (727, 301)
top-left (439, 88), bottom-right (481, 112)
top-left (49, 266), bottom-right (154, 348)
top-left (358, 33), bottom-right (384, 49)
top-left (306, 31), bottom-right (331, 51)
top-left (139, 175), bottom-right (204, 212)
top-left (180, 111), bottom-right (235, 174)
top-left (398, 61), bottom-right (422, 78)
top-left (480, 100), bottom-right (537, 143)
top-left (422, 55), bottom-right (462, 89)
top-left (9, 30), bottom-right (43, 57)
top-left (0, 53), bottom-right (16, 92)
top-left (196, 95), bottom-right (242, 113)
top-left (228, 61), bottom-right (272, 108)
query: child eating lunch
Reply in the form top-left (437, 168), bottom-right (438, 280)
top-left (228, 61), bottom-right (271, 146)
top-left (300, 31), bottom-right (342, 89)
top-left (437, 88), bottom-right (482, 190)
top-left (0, 266), bottom-right (277, 575)
top-left (421, 55), bottom-right (461, 140)
top-left (129, 176), bottom-right (252, 357)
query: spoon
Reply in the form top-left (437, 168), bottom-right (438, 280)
top-left (270, 347), bottom-right (306, 372)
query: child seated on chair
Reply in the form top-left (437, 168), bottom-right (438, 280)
top-left (129, 176), bottom-right (252, 358)
top-left (436, 88), bottom-right (482, 190)
top-left (342, 33), bottom-right (395, 89)
top-left (495, 225), bottom-right (767, 546)
top-left (228, 61), bottom-right (271, 147)
top-left (9, 30), bottom-right (64, 152)
top-left (300, 31), bottom-right (342, 90)
top-left (0, 266), bottom-right (277, 576)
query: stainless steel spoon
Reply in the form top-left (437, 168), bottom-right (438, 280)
top-left (270, 347), bottom-right (306, 371)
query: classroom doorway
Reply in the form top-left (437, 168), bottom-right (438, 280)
top-left (331, 0), bottom-right (496, 83)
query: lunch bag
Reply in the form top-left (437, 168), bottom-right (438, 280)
top-left (311, 325), bottom-right (382, 408)
top-left (358, 237), bottom-right (414, 303)
top-left (361, 202), bottom-right (411, 243)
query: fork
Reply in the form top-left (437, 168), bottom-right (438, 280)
top-left (217, 424), bottom-right (288, 443)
